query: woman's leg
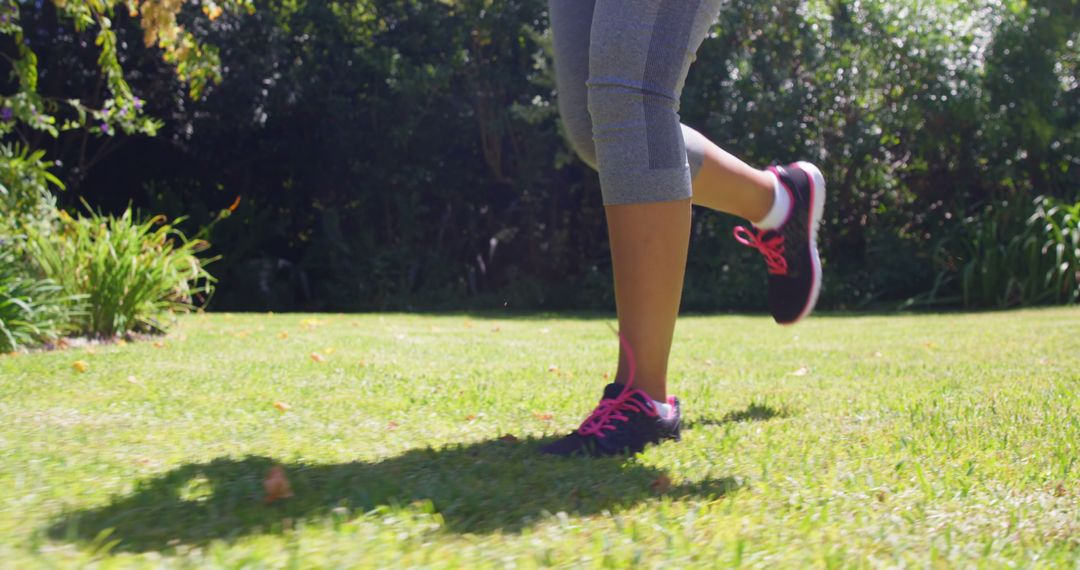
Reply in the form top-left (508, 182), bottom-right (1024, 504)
top-left (585, 0), bottom-right (725, 402)
top-left (549, 0), bottom-right (776, 225)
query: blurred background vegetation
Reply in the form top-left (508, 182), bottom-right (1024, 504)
top-left (1, 0), bottom-right (1078, 348)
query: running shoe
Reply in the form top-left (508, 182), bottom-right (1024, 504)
top-left (540, 382), bottom-right (681, 457)
top-left (734, 161), bottom-right (826, 325)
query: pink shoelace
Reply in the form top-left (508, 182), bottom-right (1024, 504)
top-left (733, 226), bottom-right (788, 275)
top-left (577, 330), bottom-right (659, 439)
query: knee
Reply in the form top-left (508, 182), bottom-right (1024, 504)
top-left (558, 100), bottom-right (598, 170)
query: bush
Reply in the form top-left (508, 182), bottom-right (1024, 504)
top-left (932, 196), bottom-right (1080, 308)
top-left (27, 207), bottom-right (216, 338)
top-left (0, 143), bottom-right (62, 239)
top-left (0, 251), bottom-right (75, 352)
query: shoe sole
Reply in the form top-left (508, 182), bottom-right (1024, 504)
top-left (783, 161), bottom-right (826, 326)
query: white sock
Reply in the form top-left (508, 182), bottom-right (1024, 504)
top-left (753, 171), bottom-right (792, 230)
top-left (652, 399), bottom-right (671, 418)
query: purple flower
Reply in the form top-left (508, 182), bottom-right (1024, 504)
top-left (101, 123), bottom-right (112, 135)
top-left (133, 97), bottom-right (144, 110)
top-left (0, 107), bottom-right (12, 121)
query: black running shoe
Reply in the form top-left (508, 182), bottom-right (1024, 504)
top-left (734, 161), bottom-right (826, 325)
top-left (540, 382), bottom-right (681, 458)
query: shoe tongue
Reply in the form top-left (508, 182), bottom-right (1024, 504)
top-left (601, 382), bottom-right (648, 404)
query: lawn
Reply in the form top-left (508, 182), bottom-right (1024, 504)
top-left (1, 308), bottom-right (1078, 568)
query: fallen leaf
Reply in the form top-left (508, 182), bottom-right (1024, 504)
top-left (791, 367), bottom-right (810, 376)
top-left (153, 341), bottom-right (167, 349)
top-left (278, 331), bottom-right (289, 340)
top-left (465, 414), bottom-right (477, 421)
top-left (387, 421), bottom-right (399, 430)
top-left (498, 434), bottom-right (519, 443)
top-left (310, 352), bottom-right (325, 363)
top-left (602, 372), bottom-right (610, 380)
top-left (650, 474), bottom-right (672, 494)
top-left (548, 365), bottom-right (559, 373)
top-left (273, 401), bottom-right (291, 413)
top-left (263, 466), bottom-right (294, 504)
top-left (533, 412), bottom-right (554, 421)
top-left (72, 360), bottom-right (89, 373)
top-left (924, 341), bottom-right (938, 349)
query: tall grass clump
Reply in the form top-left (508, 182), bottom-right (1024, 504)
top-left (933, 196), bottom-right (1080, 308)
top-left (0, 250), bottom-right (76, 352)
top-left (27, 207), bottom-right (216, 338)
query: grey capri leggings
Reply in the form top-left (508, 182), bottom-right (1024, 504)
top-left (549, 0), bottom-right (723, 205)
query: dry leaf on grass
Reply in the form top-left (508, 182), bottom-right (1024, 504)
top-left (72, 360), bottom-right (89, 373)
top-left (650, 474), bottom-right (672, 494)
top-left (153, 341), bottom-right (167, 349)
top-left (387, 421), bottom-right (399, 431)
top-left (310, 352), bottom-right (325, 363)
top-left (498, 434), bottom-right (519, 443)
top-left (263, 466), bottom-right (294, 504)
top-left (533, 412), bottom-right (554, 421)
top-left (464, 414), bottom-right (478, 421)
top-left (273, 401), bottom-right (291, 413)
top-left (278, 331), bottom-right (289, 340)
top-left (548, 365), bottom-right (559, 373)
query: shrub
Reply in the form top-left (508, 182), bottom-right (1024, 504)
top-left (931, 196), bottom-right (1080, 308)
top-left (0, 143), bottom-right (61, 239)
top-left (0, 250), bottom-right (75, 352)
top-left (27, 207), bottom-right (216, 338)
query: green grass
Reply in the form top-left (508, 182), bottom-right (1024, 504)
top-left (1, 308), bottom-right (1079, 568)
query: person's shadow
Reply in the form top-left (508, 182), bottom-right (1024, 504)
top-left (47, 404), bottom-right (786, 553)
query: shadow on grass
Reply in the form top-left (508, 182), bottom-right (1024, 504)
top-left (46, 436), bottom-right (741, 553)
top-left (683, 402), bottom-right (791, 430)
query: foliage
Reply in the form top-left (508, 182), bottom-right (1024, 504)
top-left (0, 143), bottom-right (63, 238)
top-left (0, 251), bottom-right (74, 352)
top-left (26, 206), bottom-right (215, 337)
top-left (10, 0), bottom-right (1080, 311)
top-left (932, 196), bottom-right (1080, 308)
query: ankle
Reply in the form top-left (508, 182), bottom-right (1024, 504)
top-left (751, 170), bottom-right (792, 230)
